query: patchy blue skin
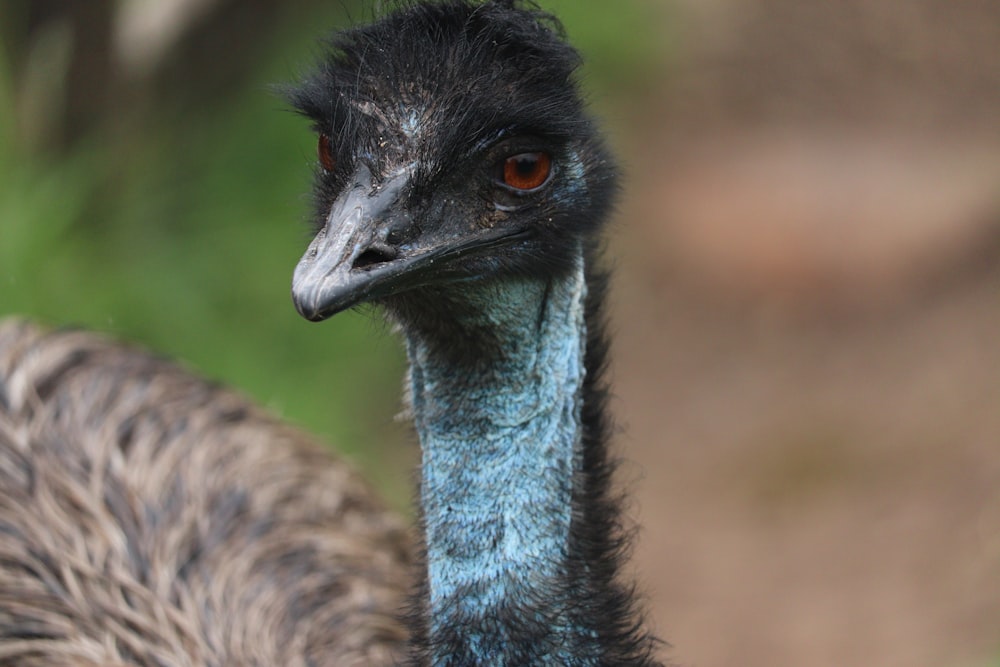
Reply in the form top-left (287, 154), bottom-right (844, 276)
top-left (405, 253), bottom-right (595, 665)
top-left (566, 150), bottom-right (586, 184)
top-left (551, 151), bottom-right (588, 206)
top-left (401, 108), bottom-right (424, 140)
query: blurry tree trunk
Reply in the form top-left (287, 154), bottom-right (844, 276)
top-left (145, 0), bottom-right (288, 109)
top-left (1, 0), bottom-right (115, 152)
top-left (1, 0), bottom-right (344, 153)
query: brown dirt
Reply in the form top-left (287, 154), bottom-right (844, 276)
top-left (610, 1), bottom-right (1000, 664)
top-left (613, 242), bottom-right (1000, 666)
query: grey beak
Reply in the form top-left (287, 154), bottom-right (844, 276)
top-left (292, 164), bottom-right (415, 321)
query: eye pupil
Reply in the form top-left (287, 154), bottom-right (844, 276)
top-left (502, 152), bottom-right (551, 191)
top-left (515, 157), bottom-right (535, 175)
top-left (318, 134), bottom-right (336, 172)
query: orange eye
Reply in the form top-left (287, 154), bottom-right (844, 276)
top-left (502, 152), bottom-right (552, 191)
top-left (318, 134), bottom-right (336, 172)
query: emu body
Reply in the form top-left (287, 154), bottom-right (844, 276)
top-left (0, 1), bottom-right (661, 665)
top-left (0, 321), bottom-right (409, 666)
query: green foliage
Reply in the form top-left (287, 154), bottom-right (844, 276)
top-left (539, 0), bottom-right (667, 93)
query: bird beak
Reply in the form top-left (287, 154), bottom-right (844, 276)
top-left (293, 163), bottom-right (532, 322)
top-left (292, 164), bottom-right (415, 321)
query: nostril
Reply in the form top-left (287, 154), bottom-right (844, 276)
top-left (352, 244), bottom-right (399, 270)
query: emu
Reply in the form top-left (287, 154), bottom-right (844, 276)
top-left (0, 1), bottom-right (661, 665)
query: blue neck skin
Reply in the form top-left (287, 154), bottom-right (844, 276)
top-left (405, 255), bottom-right (594, 665)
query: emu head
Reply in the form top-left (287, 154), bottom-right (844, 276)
top-left (288, 0), bottom-right (616, 323)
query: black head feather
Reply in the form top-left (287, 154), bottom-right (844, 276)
top-left (287, 0), bottom-right (618, 322)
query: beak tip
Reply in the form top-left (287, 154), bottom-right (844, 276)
top-left (297, 305), bottom-right (328, 323)
top-left (291, 281), bottom-right (329, 323)
top-left (293, 270), bottom-right (362, 322)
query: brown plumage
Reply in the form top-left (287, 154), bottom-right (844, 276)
top-left (0, 319), bottom-right (410, 666)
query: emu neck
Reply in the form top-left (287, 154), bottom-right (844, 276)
top-left (405, 259), bottom-right (594, 665)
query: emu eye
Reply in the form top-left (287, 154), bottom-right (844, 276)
top-left (501, 152), bottom-right (552, 191)
top-left (318, 134), bottom-right (336, 172)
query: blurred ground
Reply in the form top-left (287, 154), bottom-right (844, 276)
top-left (614, 1), bottom-right (1000, 665)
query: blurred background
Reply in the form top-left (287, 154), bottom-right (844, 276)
top-left (1, 0), bottom-right (999, 665)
